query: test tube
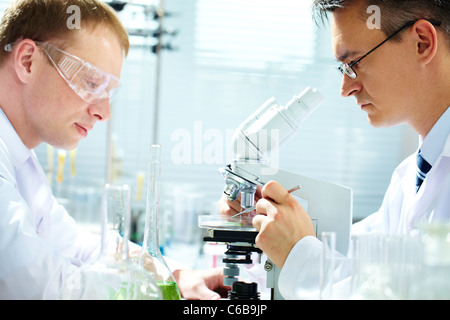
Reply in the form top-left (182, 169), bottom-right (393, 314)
top-left (56, 150), bottom-right (67, 183)
top-left (320, 231), bottom-right (336, 299)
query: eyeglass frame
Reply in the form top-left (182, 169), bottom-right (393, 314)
top-left (4, 40), bottom-right (121, 104)
top-left (337, 20), bottom-right (442, 80)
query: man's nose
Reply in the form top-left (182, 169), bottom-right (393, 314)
top-left (89, 99), bottom-right (111, 121)
top-left (340, 74), bottom-right (362, 98)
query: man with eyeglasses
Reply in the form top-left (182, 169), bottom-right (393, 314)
top-left (219, 0), bottom-right (450, 299)
top-left (0, 0), bottom-right (227, 300)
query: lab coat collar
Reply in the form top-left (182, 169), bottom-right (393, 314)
top-left (0, 109), bottom-right (33, 170)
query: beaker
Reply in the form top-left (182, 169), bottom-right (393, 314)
top-left (61, 183), bottom-right (161, 300)
top-left (135, 144), bottom-right (181, 300)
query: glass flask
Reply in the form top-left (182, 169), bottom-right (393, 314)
top-left (61, 183), bottom-right (162, 300)
top-left (135, 144), bottom-right (181, 300)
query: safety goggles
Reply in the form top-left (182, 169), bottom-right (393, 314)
top-left (5, 41), bottom-right (121, 104)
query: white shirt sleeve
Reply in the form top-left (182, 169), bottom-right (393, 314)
top-left (278, 236), bottom-right (352, 300)
top-left (277, 236), bottom-right (323, 299)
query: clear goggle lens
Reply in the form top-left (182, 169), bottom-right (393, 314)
top-left (36, 41), bottom-right (121, 104)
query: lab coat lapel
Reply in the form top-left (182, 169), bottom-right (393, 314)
top-left (397, 154), bottom-right (417, 233)
top-left (15, 150), bottom-right (54, 239)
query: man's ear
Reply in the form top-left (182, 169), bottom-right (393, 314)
top-left (13, 39), bottom-right (39, 84)
top-left (412, 20), bottom-right (438, 65)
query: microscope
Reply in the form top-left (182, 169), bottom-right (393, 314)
top-left (199, 87), bottom-right (353, 300)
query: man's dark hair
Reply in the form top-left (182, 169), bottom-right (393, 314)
top-left (312, 0), bottom-right (450, 46)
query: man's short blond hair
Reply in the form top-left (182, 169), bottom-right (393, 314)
top-left (0, 0), bottom-right (129, 66)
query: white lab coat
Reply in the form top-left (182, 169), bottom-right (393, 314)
top-left (0, 113), bottom-right (102, 299)
top-left (278, 132), bottom-right (450, 299)
top-left (0, 112), bottom-right (186, 300)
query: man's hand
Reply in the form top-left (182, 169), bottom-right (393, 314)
top-left (172, 268), bottom-right (230, 300)
top-left (252, 181), bottom-right (315, 268)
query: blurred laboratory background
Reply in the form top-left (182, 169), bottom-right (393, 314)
top-left (0, 0), bottom-right (418, 268)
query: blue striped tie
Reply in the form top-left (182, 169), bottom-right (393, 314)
top-left (416, 152), bottom-right (432, 192)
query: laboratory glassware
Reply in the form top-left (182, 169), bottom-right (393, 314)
top-left (135, 144), bottom-right (181, 300)
top-left (350, 233), bottom-right (422, 299)
top-left (409, 223), bottom-right (450, 299)
top-left (61, 183), bottom-right (161, 300)
top-left (320, 232), bottom-right (336, 300)
top-left (350, 234), bottom-right (393, 299)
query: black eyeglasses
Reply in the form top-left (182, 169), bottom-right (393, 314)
top-left (338, 20), bottom-right (442, 80)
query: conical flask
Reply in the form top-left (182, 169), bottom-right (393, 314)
top-left (137, 144), bottom-right (181, 300)
top-left (61, 183), bottom-right (161, 300)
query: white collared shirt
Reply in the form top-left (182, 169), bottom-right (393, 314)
top-left (419, 106), bottom-right (450, 166)
top-left (0, 109), bottom-right (101, 299)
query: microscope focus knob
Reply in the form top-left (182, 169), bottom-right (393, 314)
top-left (229, 281), bottom-right (260, 300)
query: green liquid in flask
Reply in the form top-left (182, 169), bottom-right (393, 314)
top-left (157, 281), bottom-right (181, 300)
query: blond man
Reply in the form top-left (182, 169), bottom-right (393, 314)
top-left (0, 0), bottom-right (225, 299)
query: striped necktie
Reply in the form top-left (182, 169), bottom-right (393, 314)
top-left (416, 152), bottom-right (432, 192)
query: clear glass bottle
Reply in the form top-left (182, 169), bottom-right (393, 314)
top-left (61, 183), bottom-right (161, 300)
top-left (136, 144), bottom-right (181, 300)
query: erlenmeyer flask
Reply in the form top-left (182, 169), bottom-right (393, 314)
top-left (61, 183), bottom-right (161, 300)
top-left (136, 144), bottom-right (181, 300)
